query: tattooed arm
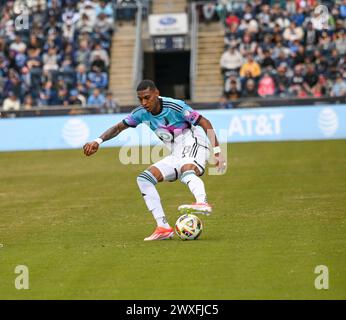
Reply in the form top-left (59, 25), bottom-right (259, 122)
top-left (83, 121), bottom-right (129, 156)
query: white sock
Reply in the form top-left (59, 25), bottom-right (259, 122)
top-left (137, 170), bottom-right (170, 228)
top-left (180, 170), bottom-right (208, 204)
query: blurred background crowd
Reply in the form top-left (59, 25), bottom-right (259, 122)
top-left (0, 0), bottom-right (123, 112)
top-left (198, 0), bottom-right (346, 101)
top-left (0, 0), bottom-right (345, 112)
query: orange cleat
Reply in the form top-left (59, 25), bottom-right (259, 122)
top-left (144, 226), bottom-right (174, 241)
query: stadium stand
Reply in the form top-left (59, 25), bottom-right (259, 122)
top-left (203, 0), bottom-right (346, 105)
top-left (0, 0), bottom-right (345, 117)
top-left (0, 0), bottom-right (115, 110)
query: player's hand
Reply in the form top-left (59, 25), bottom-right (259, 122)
top-left (215, 153), bottom-right (227, 174)
top-left (83, 141), bottom-right (99, 156)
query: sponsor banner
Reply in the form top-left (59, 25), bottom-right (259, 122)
top-left (148, 13), bottom-right (188, 36)
top-left (0, 105), bottom-right (345, 152)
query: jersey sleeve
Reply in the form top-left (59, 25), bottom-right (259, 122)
top-left (181, 103), bottom-right (202, 126)
top-left (122, 108), bottom-right (143, 128)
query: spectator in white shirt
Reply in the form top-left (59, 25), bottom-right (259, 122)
top-left (275, 10), bottom-right (291, 30)
top-left (9, 35), bottom-right (27, 54)
top-left (330, 75), bottom-right (346, 97)
top-left (283, 21), bottom-right (304, 43)
top-left (220, 45), bottom-right (244, 78)
top-left (79, 0), bottom-right (97, 27)
top-left (3, 91), bottom-right (20, 111)
top-left (90, 43), bottom-right (109, 68)
top-left (43, 47), bottom-right (59, 72)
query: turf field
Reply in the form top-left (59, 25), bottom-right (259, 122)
top-left (0, 140), bottom-right (345, 299)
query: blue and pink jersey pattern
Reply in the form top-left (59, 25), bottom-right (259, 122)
top-left (122, 96), bottom-right (202, 134)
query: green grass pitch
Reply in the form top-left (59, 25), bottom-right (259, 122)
top-left (0, 140), bottom-right (345, 299)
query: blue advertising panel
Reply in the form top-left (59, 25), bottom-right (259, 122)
top-left (0, 105), bottom-right (345, 152)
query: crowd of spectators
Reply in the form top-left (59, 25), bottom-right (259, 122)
top-left (200, 0), bottom-right (346, 104)
top-left (1, 0), bottom-right (345, 113)
top-left (0, 0), bottom-right (120, 113)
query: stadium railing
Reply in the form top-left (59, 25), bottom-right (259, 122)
top-left (190, 1), bottom-right (199, 102)
top-left (133, 1), bottom-right (145, 93)
top-left (1, 96), bottom-right (345, 119)
top-left (0, 105), bottom-right (102, 118)
top-left (227, 96), bottom-right (346, 109)
top-left (111, 0), bottom-right (149, 97)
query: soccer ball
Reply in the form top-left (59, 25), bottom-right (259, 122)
top-left (175, 214), bottom-right (203, 240)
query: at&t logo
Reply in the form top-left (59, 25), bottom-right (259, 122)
top-left (318, 108), bottom-right (338, 137)
top-left (62, 118), bottom-right (90, 147)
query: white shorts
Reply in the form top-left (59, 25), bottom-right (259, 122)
top-left (152, 128), bottom-right (210, 181)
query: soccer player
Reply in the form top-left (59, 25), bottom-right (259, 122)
top-left (83, 80), bottom-right (227, 241)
